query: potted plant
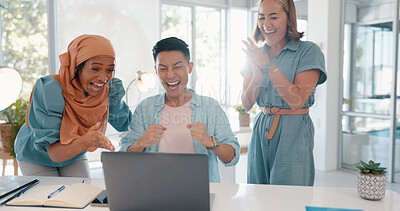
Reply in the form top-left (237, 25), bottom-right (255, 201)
top-left (234, 105), bottom-right (256, 127)
top-left (0, 98), bottom-right (29, 157)
top-left (356, 160), bottom-right (386, 200)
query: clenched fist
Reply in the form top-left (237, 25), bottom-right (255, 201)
top-left (187, 122), bottom-right (213, 148)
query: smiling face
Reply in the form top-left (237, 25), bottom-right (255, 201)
top-left (258, 0), bottom-right (289, 50)
top-left (78, 55), bottom-right (115, 97)
top-left (155, 51), bottom-right (193, 102)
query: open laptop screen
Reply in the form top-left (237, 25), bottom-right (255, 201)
top-left (101, 152), bottom-right (210, 211)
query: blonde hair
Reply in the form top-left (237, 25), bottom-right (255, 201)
top-left (253, 0), bottom-right (304, 43)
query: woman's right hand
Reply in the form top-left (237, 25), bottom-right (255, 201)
top-left (135, 124), bottom-right (166, 149)
top-left (81, 122), bottom-right (115, 152)
top-left (242, 37), bottom-right (269, 70)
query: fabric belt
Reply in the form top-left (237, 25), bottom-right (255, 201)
top-left (260, 107), bottom-right (309, 140)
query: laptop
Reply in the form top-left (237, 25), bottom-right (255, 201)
top-left (101, 152), bottom-right (212, 211)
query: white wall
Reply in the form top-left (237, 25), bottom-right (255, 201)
top-left (308, 0), bottom-right (342, 171)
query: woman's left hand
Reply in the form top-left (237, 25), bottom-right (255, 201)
top-left (187, 122), bottom-right (214, 148)
top-left (242, 37), bottom-right (269, 70)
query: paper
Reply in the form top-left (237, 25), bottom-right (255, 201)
top-left (6, 183), bottom-right (103, 208)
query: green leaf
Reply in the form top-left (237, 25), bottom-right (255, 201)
top-left (368, 160), bottom-right (374, 167)
top-left (360, 160), bottom-right (369, 169)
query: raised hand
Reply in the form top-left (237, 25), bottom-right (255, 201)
top-left (242, 37), bottom-right (269, 70)
top-left (135, 124), bottom-right (167, 148)
top-left (82, 122), bottom-right (115, 152)
top-left (187, 122), bottom-right (213, 148)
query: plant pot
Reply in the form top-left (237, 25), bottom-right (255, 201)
top-left (0, 124), bottom-right (12, 153)
top-left (357, 173), bottom-right (386, 200)
top-left (239, 113), bottom-right (250, 127)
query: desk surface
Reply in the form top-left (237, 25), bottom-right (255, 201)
top-left (1, 176), bottom-right (399, 211)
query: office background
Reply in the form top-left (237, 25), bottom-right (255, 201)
top-left (0, 0), bottom-right (399, 185)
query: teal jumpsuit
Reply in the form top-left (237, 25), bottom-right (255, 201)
top-left (246, 41), bottom-right (327, 186)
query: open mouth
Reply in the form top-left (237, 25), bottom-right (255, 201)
top-left (263, 25), bottom-right (276, 35)
top-left (90, 82), bottom-right (105, 92)
top-left (166, 81), bottom-right (180, 90)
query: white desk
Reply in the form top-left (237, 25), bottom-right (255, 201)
top-left (1, 176), bottom-right (400, 211)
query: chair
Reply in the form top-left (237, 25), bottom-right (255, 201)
top-left (0, 151), bottom-right (18, 176)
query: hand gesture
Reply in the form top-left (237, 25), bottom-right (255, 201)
top-left (82, 122), bottom-right (115, 152)
top-left (136, 124), bottom-right (167, 148)
top-left (187, 122), bottom-right (213, 148)
top-left (242, 37), bottom-right (269, 70)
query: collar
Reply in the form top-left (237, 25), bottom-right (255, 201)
top-left (284, 41), bottom-right (299, 51)
top-left (155, 88), bottom-right (200, 107)
top-left (263, 40), bottom-right (300, 53)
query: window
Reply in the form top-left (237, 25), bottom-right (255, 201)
top-left (1, 0), bottom-right (48, 99)
top-left (228, 8), bottom-right (248, 106)
top-left (161, 3), bottom-right (249, 108)
top-left (194, 6), bottom-right (225, 102)
top-left (57, 0), bottom-right (160, 108)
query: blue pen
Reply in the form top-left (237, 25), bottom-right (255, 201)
top-left (47, 185), bottom-right (65, 198)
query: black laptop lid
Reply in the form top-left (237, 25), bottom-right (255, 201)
top-left (101, 152), bottom-right (210, 211)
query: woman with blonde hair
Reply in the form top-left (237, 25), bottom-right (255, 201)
top-left (241, 0), bottom-right (327, 186)
top-left (15, 34), bottom-right (132, 177)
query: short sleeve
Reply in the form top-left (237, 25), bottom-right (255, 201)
top-left (108, 78), bottom-right (133, 131)
top-left (28, 76), bottom-right (65, 153)
top-left (296, 42), bottom-right (327, 85)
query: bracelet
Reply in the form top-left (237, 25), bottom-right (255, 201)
top-left (268, 68), bottom-right (279, 74)
top-left (206, 136), bottom-right (220, 152)
top-left (262, 59), bottom-right (276, 75)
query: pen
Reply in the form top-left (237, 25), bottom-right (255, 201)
top-left (0, 179), bottom-right (40, 205)
top-left (47, 185), bottom-right (65, 199)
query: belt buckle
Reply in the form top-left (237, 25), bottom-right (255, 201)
top-left (262, 107), bottom-right (280, 115)
top-left (271, 107), bottom-right (280, 114)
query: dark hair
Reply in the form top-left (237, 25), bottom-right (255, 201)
top-left (70, 61), bottom-right (87, 83)
top-left (152, 37), bottom-right (190, 62)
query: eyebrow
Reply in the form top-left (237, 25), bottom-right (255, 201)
top-left (92, 62), bottom-right (115, 67)
top-left (173, 61), bottom-right (183, 66)
top-left (159, 61), bottom-right (184, 67)
top-left (258, 12), bottom-right (278, 16)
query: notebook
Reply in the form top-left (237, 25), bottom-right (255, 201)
top-left (6, 183), bottom-right (103, 208)
top-left (101, 152), bottom-right (211, 211)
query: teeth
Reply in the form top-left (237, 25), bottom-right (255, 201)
top-left (167, 81), bottom-right (179, 86)
top-left (93, 83), bottom-right (104, 87)
top-left (263, 25), bottom-right (275, 34)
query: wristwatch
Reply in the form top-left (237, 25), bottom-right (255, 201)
top-left (206, 136), bottom-right (220, 151)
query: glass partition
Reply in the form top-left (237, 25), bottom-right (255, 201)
top-left (342, 116), bottom-right (390, 170)
top-left (342, 0), bottom-right (398, 183)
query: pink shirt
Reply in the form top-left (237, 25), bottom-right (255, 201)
top-left (158, 101), bottom-right (194, 153)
